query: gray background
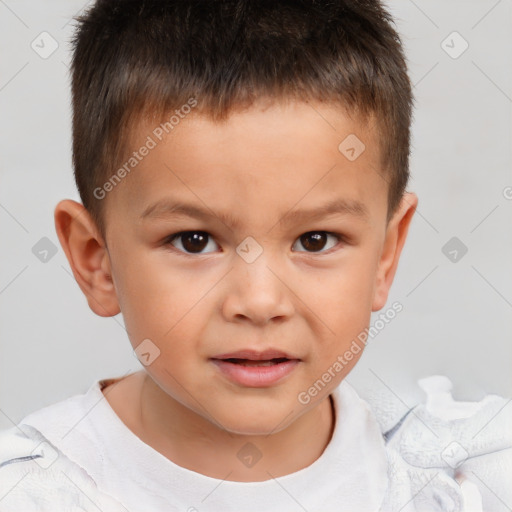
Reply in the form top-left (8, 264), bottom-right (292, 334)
top-left (0, 0), bottom-right (511, 431)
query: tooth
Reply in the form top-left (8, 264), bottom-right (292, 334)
top-left (239, 360), bottom-right (277, 366)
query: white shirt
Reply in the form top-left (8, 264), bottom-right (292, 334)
top-left (0, 374), bottom-right (510, 511)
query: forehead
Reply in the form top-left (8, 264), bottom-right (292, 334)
top-left (106, 100), bottom-right (387, 230)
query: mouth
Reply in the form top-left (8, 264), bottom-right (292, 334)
top-left (210, 350), bottom-right (301, 387)
top-left (217, 357), bottom-right (291, 367)
top-left (211, 349), bottom-right (300, 362)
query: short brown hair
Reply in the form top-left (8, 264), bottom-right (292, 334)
top-left (70, 0), bottom-right (414, 239)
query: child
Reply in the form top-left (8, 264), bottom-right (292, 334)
top-left (1, 1), bottom-right (510, 510)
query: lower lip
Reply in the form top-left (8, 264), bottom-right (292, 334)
top-left (210, 359), bottom-right (300, 387)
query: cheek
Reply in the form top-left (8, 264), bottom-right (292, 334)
top-left (111, 251), bottom-right (189, 347)
top-left (113, 252), bottom-right (218, 373)
top-left (306, 252), bottom-right (378, 354)
top-left (322, 254), bottom-right (376, 312)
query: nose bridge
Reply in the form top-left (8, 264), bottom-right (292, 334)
top-left (223, 239), bottom-right (294, 323)
top-left (239, 245), bottom-right (274, 286)
top-left (236, 239), bottom-right (280, 296)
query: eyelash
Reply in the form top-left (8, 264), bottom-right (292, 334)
top-left (162, 230), bottom-right (347, 256)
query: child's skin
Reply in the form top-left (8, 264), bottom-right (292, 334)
top-left (54, 99), bottom-right (417, 482)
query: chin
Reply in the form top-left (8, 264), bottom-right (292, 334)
top-left (222, 422), bottom-right (281, 437)
top-left (215, 407), bottom-right (300, 437)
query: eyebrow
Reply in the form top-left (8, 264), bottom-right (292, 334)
top-left (140, 197), bottom-right (369, 229)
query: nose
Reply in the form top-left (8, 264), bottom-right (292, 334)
top-left (221, 249), bottom-right (295, 325)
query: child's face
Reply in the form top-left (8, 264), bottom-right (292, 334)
top-left (57, 100), bottom-right (417, 434)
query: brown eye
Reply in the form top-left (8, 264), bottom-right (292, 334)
top-left (167, 231), bottom-right (218, 254)
top-left (292, 231), bottom-right (341, 253)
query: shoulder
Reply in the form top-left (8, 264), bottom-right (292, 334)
top-left (0, 422), bottom-right (127, 511)
top-left (379, 376), bottom-right (512, 512)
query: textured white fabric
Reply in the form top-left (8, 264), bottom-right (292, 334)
top-left (0, 374), bottom-right (510, 511)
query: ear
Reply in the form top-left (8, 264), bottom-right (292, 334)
top-left (372, 192), bottom-right (418, 312)
top-left (54, 199), bottom-right (121, 317)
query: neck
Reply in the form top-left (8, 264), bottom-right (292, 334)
top-left (138, 373), bottom-right (335, 482)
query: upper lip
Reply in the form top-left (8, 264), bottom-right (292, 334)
top-left (211, 349), bottom-right (300, 361)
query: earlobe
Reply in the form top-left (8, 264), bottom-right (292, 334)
top-left (54, 199), bottom-right (121, 317)
top-left (371, 192), bottom-right (418, 312)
